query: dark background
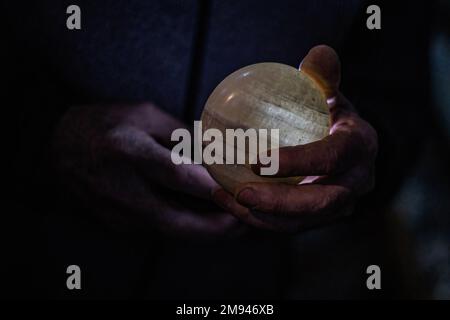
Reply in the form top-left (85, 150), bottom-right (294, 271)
top-left (3, 0), bottom-right (449, 299)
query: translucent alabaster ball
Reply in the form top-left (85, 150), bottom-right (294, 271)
top-left (200, 63), bottom-right (330, 194)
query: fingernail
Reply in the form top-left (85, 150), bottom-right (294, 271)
top-left (236, 188), bottom-right (258, 207)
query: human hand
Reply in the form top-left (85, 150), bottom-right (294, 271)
top-left (212, 45), bottom-right (378, 232)
top-left (54, 103), bottom-right (242, 238)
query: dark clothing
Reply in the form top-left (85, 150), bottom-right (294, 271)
top-left (4, 0), bottom-right (430, 298)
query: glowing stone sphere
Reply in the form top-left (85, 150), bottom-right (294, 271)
top-left (200, 63), bottom-right (330, 194)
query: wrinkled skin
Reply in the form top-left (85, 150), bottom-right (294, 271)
top-left (212, 45), bottom-right (378, 232)
top-left (54, 102), bottom-right (243, 238)
top-left (54, 45), bottom-right (377, 236)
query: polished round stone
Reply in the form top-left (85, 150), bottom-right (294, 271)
top-left (201, 62), bottom-right (330, 194)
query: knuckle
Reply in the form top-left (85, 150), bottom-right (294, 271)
top-left (324, 143), bottom-right (340, 173)
top-left (257, 190), bottom-right (286, 213)
top-left (318, 191), bottom-right (336, 211)
top-left (318, 187), bottom-right (349, 213)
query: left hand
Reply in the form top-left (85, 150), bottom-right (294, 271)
top-left (212, 45), bottom-right (378, 232)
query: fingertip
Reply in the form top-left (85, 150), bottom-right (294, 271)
top-left (235, 187), bottom-right (258, 208)
top-left (300, 44), bottom-right (341, 99)
top-left (211, 188), bottom-right (230, 206)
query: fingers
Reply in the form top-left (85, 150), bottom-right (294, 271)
top-left (253, 129), bottom-right (367, 177)
top-left (130, 103), bottom-right (188, 148)
top-left (82, 153), bottom-right (243, 238)
top-left (141, 139), bottom-right (220, 199)
top-left (251, 92), bottom-right (377, 178)
top-left (156, 205), bottom-right (242, 238)
top-left (249, 45), bottom-right (372, 178)
top-left (111, 126), bottom-right (219, 199)
top-left (234, 182), bottom-right (352, 216)
top-left (209, 46), bottom-right (376, 232)
top-left (212, 189), bottom-right (281, 231)
top-left (212, 185), bottom-right (352, 232)
top-left (150, 188), bottom-right (246, 239)
top-left (299, 45), bottom-right (341, 99)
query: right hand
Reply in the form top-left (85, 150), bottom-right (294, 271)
top-left (54, 103), bottom-right (243, 238)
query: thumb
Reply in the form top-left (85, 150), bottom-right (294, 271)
top-left (299, 45), bottom-right (341, 99)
